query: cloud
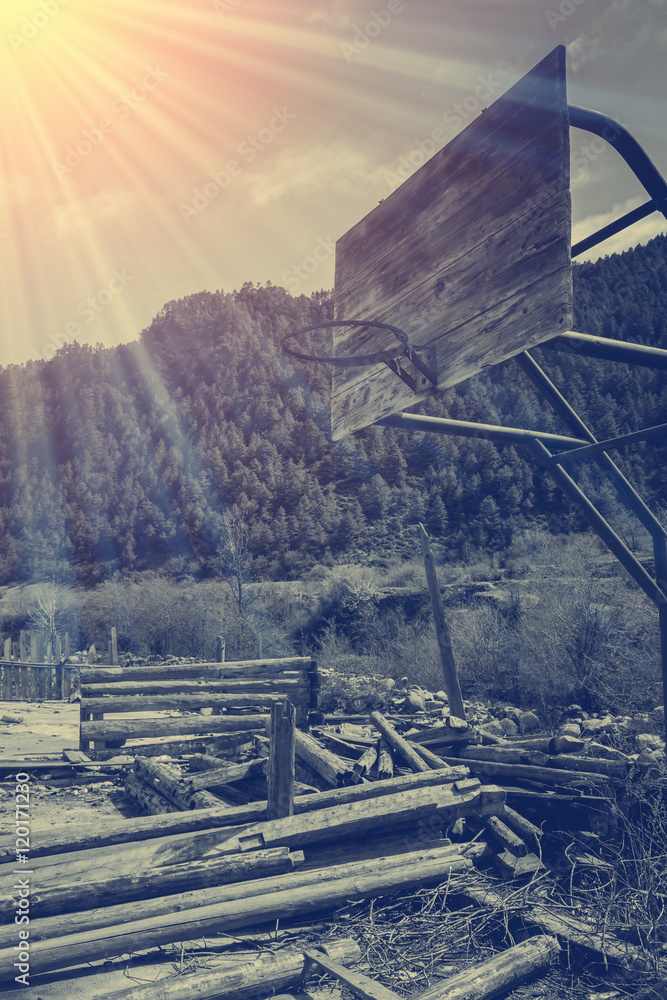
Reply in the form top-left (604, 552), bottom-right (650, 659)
top-left (304, 0), bottom-right (358, 28)
top-left (243, 139), bottom-right (387, 206)
top-left (569, 0), bottom-right (667, 71)
top-left (573, 194), bottom-right (667, 261)
top-left (45, 186), bottom-right (136, 240)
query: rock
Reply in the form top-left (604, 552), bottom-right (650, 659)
top-left (0, 714), bottom-right (23, 724)
top-left (406, 688), bottom-right (426, 712)
top-left (500, 718), bottom-right (519, 736)
top-left (480, 720), bottom-right (505, 737)
top-left (435, 690), bottom-right (448, 703)
top-left (559, 722), bottom-right (581, 737)
top-left (580, 716), bottom-right (615, 735)
top-left (651, 705), bottom-right (665, 721)
top-left (199, 707), bottom-right (213, 717)
top-left (564, 704), bottom-right (583, 717)
top-left (519, 711), bottom-right (540, 732)
top-left (636, 733), bottom-right (665, 752)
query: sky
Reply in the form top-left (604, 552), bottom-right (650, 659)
top-left (1, 0), bottom-right (666, 367)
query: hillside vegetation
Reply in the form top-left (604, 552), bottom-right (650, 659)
top-left (1, 236), bottom-right (666, 590)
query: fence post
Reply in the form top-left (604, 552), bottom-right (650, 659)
top-left (64, 632), bottom-right (70, 660)
top-left (216, 635), bottom-right (225, 663)
top-left (2, 638), bottom-right (11, 661)
top-left (88, 644), bottom-right (96, 665)
top-left (19, 631), bottom-right (26, 662)
top-left (55, 634), bottom-right (62, 664)
top-left (418, 523), bottom-right (466, 721)
top-left (30, 632), bottom-right (38, 663)
top-left (110, 627), bottom-right (119, 666)
top-left (267, 697), bottom-right (296, 820)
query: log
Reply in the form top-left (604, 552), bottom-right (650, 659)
top-left (268, 698), bottom-right (296, 819)
top-left (0, 850), bottom-right (473, 979)
top-left (483, 815), bottom-right (529, 857)
top-left (293, 728), bottom-right (359, 787)
top-left (124, 771), bottom-right (180, 815)
top-left (399, 720), bottom-right (475, 747)
top-left (80, 657), bottom-right (313, 683)
top-left (99, 939), bottom-right (361, 1000)
top-left (81, 692), bottom-right (305, 713)
top-left (353, 744), bottom-right (378, 779)
top-left (0, 843), bottom-right (474, 950)
top-left (184, 759), bottom-right (265, 792)
top-left (80, 714), bottom-right (271, 742)
top-left (435, 756), bottom-right (611, 786)
top-left (410, 741), bottom-right (459, 772)
top-left (0, 848), bottom-right (301, 919)
top-left (2, 768), bottom-right (472, 862)
top-left (135, 758), bottom-right (220, 810)
top-left (376, 740), bottom-right (394, 779)
top-left (499, 804), bottom-right (543, 850)
top-left (235, 781), bottom-right (505, 850)
top-left (370, 712), bottom-right (430, 773)
top-left (304, 950), bottom-right (401, 999)
top-left (419, 523), bottom-right (466, 721)
top-left (527, 907), bottom-right (650, 970)
top-left (412, 936), bottom-right (560, 999)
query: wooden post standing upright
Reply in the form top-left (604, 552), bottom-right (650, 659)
top-left (418, 524), bottom-right (466, 721)
top-left (267, 698), bottom-right (296, 820)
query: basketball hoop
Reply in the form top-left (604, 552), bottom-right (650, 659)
top-left (283, 320), bottom-right (437, 393)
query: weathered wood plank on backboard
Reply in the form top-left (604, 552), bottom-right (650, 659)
top-left (332, 45), bottom-right (571, 439)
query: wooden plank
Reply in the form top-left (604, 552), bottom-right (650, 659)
top-left (2, 639), bottom-right (10, 662)
top-left (19, 631), bottom-right (27, 662)
top-left (79, 714), bottom-right (271, 742)
top-left (331, 46), bottom-right (570, 438)
top-left (79, 657), bottom-right (312, 684)
top-left (304, 951), bottom-right (401, 1000)
top-left (419, 524), bottom-right (465, 720)
top-left (80, 679), bottom-right (310, 697)
top-left (80, 692), bottom-right (306, 713)
top-left (268, 698), bottom-right (296, 819)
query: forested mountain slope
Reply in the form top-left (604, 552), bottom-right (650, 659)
top-left (1, 235), bottom-right (666, 587)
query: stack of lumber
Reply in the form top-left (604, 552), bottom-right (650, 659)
top-left (3, 709), bottom-right (660, 997)
top-left (79, 656), bottom-right (320, 753)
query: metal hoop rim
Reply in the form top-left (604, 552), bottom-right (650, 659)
top-left (283, 319), bottom-right (410, 367)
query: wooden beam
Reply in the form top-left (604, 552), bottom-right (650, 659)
top-left (418, 524), bottom-right (465, 721)
top-left (268, 698), bottom-right (296, 819)
top-left (369, 711), bottom-right (430, 773)
top-left (303, 950), bottom-right (401, 1000)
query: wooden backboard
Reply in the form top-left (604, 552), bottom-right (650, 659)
top-left (332, 46), bottom-right (572, 440)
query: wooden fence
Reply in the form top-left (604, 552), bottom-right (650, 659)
top-left (0, 630), bottom-right (78, 702)
top-left (79, 656), bottom-right (321, 753)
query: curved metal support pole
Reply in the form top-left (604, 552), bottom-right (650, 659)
top-left (568, 105), bottom-right (667, 215)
